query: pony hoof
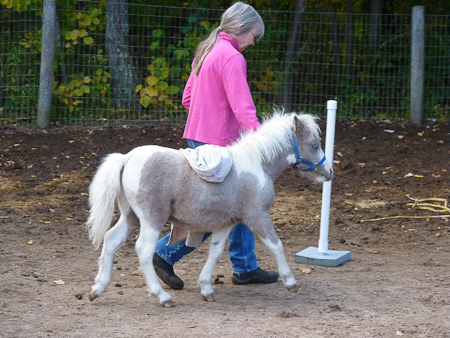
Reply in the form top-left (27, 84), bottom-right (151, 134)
top-left (88, 291), bottom-right (98, 302)
top-left (202, 293), bottom-right (215, 302)
top-left (161, 300), bottom-right (175, 308)
top-left (287, 284), bottom-right (299, 293)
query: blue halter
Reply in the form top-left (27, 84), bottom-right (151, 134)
top-left (290, 137), bottom-right (327, 171)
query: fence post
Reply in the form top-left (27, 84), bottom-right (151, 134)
top-left (37, 0), bottom-right (56, 129)
top-left (410, 6), bottom-right (425, 125)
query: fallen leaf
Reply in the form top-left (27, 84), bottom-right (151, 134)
top-left (40, 220), bottom-right (51, 224)
top-left (301, 268), bottom-right (311, 274)
top-left (418, 132), bottom-right (423, 136)
top-left (396, 330), bottom-right (404, 336)
top-left (27, 240), bottom-right (34, 245)
top-left (398, 135), bottom-right (404, 139)
top-left (404, 173), bottom-right (414, 178)
top-left (413, 175), bottom-right (424, 178)
top-left (53, 280), bottom-right (66, 285)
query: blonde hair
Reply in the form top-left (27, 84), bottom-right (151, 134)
top-left (192, 1), bottom-right (264, 75)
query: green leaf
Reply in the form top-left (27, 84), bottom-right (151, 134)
top-left (159, 66), bottom-right (169, 80)
top-left (80, 85), bottom-right (90, 94)
top-left (73, 88), bottom-right (84, 96)
top-left (145, 87), bottom-right (158, 97)
top-left (141, 96), bottom-right (151, 108)
top-left (83, 37), bottom-right (94, 45)
top-left (166, 85), bottom-right (179, 95)
top-left (68, 79), bottom-right (82, 89)
top-left (150, 41), bottom-right (159, 51)
top-left (147, 76), bottom-right (159, 86)
top-left (155, 81), bottom-right (168, 90)
top-left (152, 58), bottom-right (165, 68)
top-left (199, 20), bottom-right (210, 29)
top-left (155, 68), bottom-right (163, 79)
top-left (70, 30), bottom-right (80, 41)
top-left (135, 84), bottom-right (143, 93)
top-left (187, 15), bottom-right (197, 25)
top-left (174, 49), bottom-right (189, 58)
top-left (152, 29), bottom-right (164, 37)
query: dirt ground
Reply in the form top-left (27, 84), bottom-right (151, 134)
top-left (0, 118), bottom-right (449, 338)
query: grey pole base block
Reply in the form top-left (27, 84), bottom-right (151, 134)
top-left (294, 246), bottom-right (351, 267)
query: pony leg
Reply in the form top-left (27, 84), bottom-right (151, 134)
top-left (134, 222), bottom-right (174, 307)
top-left (198, 228), bottom-right (231, 302)
top-left (252, 222), bottom-right (298, 292)
top-left (89, 211), bottom-right (138, 301)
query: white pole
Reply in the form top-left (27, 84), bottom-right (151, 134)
top-left (318, 100), bottom-right (337, 254)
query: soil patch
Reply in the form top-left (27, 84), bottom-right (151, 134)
top-left (1, 120), bottom-right (449, 337)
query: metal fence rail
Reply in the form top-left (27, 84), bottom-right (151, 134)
top-left (0, 3), bottom-right (449, 126)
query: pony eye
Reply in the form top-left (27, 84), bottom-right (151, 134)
top-left (312, 144), bottom-right (319, 151)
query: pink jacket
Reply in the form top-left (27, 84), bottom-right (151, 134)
top-left (182, 32), bottom-right (260, 147)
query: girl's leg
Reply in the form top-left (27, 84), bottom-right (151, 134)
top-left (227, 223), bottom-right (258, 273)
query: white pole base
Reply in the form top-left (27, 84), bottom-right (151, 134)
top-left (294, 246), bottom-right (351, 267)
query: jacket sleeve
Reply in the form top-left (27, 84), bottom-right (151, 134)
top-left (182, 73), bottom-right (193, 110)
top-left (221, 54), bottom-right (260, 132)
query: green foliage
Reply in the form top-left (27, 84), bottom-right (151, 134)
top-left (1, 2), bottom-right (449, 125)
top-left (1, 0), bottom-right (41, 11)
top-left (55, 68), bottom-right (111, 113)
top-left (135, 17), bottom-right (212, 116)
top-left (136, 57), bottom-right (180, 110)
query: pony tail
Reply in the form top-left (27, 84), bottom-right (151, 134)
top-left (86, 153), bottom-right (127, 250)
top-left (192, 27), bottom-right (221, 75)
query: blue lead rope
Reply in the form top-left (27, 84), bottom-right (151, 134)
top-left (290, 138), bottom-right (326, 171)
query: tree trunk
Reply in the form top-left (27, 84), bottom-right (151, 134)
top-left (282, 0), bottom-right (306, 113)
top-left (329, 0), bottom-right (341, 83)
top-left (369, 0), bottom-right (383, 48)
top-left (363, 0), bottom-right (384, 117)
top-left (37, 0), bottom-right (56, 129)
top-left (106, 0), bottom-right (137, 111)
top-left (345, 0), bottom-right (354, 76)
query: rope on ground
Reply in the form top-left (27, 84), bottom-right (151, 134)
top-left (360, 195), bottom-right (450, 223)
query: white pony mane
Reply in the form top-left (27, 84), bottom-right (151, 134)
top-left (229, 108), bottom-right (320, 167)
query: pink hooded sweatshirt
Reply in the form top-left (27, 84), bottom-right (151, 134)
top-left (182, 32), bottom-right (260, 147)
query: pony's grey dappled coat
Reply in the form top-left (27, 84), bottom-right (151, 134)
top-left (86, 110), bottom-right (333, 307)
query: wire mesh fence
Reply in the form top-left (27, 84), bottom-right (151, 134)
top-left (0, 3), bottom-right (449, 126)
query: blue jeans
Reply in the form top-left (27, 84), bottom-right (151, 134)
top-left (155, 139), bottom-right (259, 274)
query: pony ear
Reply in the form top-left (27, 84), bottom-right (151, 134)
top-left (293, 116), bottom-right (307, 135)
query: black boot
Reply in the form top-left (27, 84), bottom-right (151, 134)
top-left (153, 254), bottom-right (184, 290)
top-left (231, 267), bottom-right (279, 285)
